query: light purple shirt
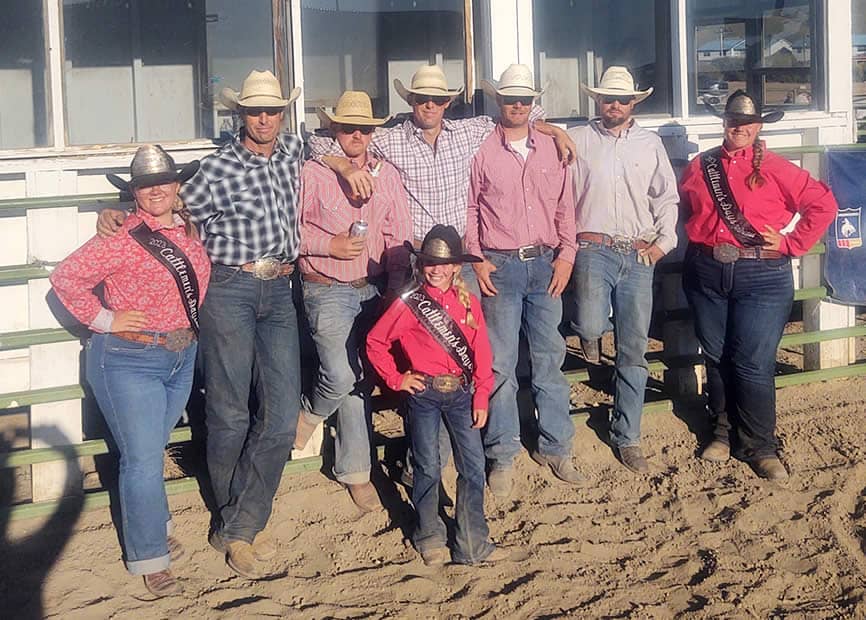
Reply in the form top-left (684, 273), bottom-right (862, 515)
top-left (568, 119), bottom-right (679, 253)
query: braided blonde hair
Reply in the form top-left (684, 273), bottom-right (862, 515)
top-left (746, 139), bottom-right (766, 190)
top-left (173, 195), bottom-right (198, 239)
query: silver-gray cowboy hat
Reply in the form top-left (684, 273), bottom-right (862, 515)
top-left (106, 145), bottom-right (199, 192)
top-left (703, 89), bottom-right (784, 126)
top-left (405, 224), bottom-right (481, 265)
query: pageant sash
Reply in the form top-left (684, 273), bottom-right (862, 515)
top-left (700, 147), bottom-right (765, 247)
top-left (402, 286), bottom-right (474, 382)
top-left (129, 222), bottom-right (201, 334)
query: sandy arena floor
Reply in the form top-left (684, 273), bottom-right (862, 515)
top-left (4, 372), bottom-right (866, 618)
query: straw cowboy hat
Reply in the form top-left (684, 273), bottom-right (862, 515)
top-left (219, 70), bottom-right (301, 110)
top-left (703, 89), bottom-right (784, 125)
top-left (106, 145), bottom-right (199, 192)
top-left (581, 66), bottom-right (653, 104)
top-left (482, 64), bottom-right (543, 98)
top-left (394, 64), bottom-right (464, 103)
top-left (318, 91), bottom-right (390, 127)
top-left (405, 224), bottom-right (481, 265)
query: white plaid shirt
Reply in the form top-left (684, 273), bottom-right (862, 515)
top-left (181, 130), bottom-right (302, 265)
top-left (309, 117), bottom-right (495, 239)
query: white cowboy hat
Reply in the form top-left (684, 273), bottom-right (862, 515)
top-left (581, 66), bottom-right (653, 104)
top-left (318, 90), bottom-right (390, 127)
top-left (482, 64), bottom-right (543, 99)
top-left (219, 70), bottom-right (301, 110)
top-left (394, 64), bottom-right (463, 103)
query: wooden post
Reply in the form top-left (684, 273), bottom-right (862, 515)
top-left (661, 272), bottom-right (703, 397)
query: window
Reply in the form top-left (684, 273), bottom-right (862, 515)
top-left (853, 0), bottom-right (866, 139)
top-left (689, 0), bottom-right (822, 115)
top-left (299, 0), bottom-right (467, 130)
top-left (0, 1), bottom-right (49, 148)
top-left (62, 0), bottom-right (275, 145)
top-left (532, 0), bottom-right (672, 119)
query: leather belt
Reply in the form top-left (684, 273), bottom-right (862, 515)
top-left (486, 245), bottom-right (550, 261)
top-left (239, 257), bottom-right (295, 280)
top-left (695, 243), bottom-right (783, 264)
top-left (113, 328), bottom-right (196, 352)
top-left (423, 373), bottom-right (467, 393)
top-left (301, 272), bottom-right (374, 289)
top-left (577, 232), bottom-right (651, 253)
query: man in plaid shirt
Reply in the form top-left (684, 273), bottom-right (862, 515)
top-left (96, 70), bottom-right (303, 580)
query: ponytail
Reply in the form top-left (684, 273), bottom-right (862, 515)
top-left (746, 139), bottom-right (766, 190)
top-left (173, 196), bottom-right (198, 239)
top-left (452, 270), bottom-right (478, 330)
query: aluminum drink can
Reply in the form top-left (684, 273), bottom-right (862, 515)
top-left (349, 220), bottom-right (368, 238)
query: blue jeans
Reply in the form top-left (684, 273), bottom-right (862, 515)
top-left (682, 246), bottom-right (794, 460)
top-left (480, 249), bottom-right (574, 468)
top-left (200, 264), bottom-right (301, 543)
top-left (571, 243), bottom-right (655, 448)
top-left (86, 333), bottom-right (197, 575)
top-left (407, 386), bottom-right (494, 564)
top-left (301, 281), bottom-right (378, 484)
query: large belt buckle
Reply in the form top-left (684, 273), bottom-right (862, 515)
top-left (611, 236), bottom-right (634, 254)
top-left (164, 329), bottom-right (193, 352)
top-left (517, 245), bottom-right (536, 262)
top-left (431, 374), bottom-right (461, 393)
top-left (712, 243), bottom-right (740, 264)
top-left (253, 257), bottom-right (282, 280)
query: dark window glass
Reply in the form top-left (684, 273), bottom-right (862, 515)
top-left (532, 0), bottom-right (672, 119)
top-left (689, 0), bottom-right (822, 115)
top-left (63, 0), bottom-right (274, 145)
top-left (0, 1), bottom-right (49, 148)
top-left (300, 0), bottom-right (466, 130)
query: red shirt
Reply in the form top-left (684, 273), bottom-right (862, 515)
top-left (50, 211), bottom-right (211, 333)
top-left (366, 283), bottom-right (494, 411)
top-left (679, 143), bottom-right (838, 256)
top-left (466, 124), bottom-right (576, 263)
top-left (299, 157), bottom-right (411, 287)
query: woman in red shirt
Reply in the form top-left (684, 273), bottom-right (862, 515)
top-left (50, 146), bottom-right (210, 596)
top-left (679, 91), bottom-right (837, 480)
top-left (366, 225), bottom-right (508, 566)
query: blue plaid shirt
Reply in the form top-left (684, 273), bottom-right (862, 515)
top-left (181, 130), bottom-right (303, 265)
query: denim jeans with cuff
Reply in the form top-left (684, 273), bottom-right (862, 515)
top-left (86, 333), bottom-right (196, 575)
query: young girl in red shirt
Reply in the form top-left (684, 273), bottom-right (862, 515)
top-left (366, 224), bottom-right (508, 566)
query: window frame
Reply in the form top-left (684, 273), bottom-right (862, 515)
top-left (685, 0), bottom-right (826, 117)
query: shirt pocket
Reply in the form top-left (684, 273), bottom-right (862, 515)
top-left (230, 186), bottom-right (265, 220)
top-left (531, 167), bottom-right (563, 201)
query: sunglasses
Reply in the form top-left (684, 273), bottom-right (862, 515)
top-left (242, 107), bottom-right (284, 117)
top-left (502, 96), bottom-right (535, 106)
top-left (336, 124), bottom-right (375, 135)
top-left (600, 95), bottom-right (635, 106)
top-left (411, 94), bottom-right (451, 106)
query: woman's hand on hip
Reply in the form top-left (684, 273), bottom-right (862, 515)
top-left (110, 310), bottom-right (147, 332)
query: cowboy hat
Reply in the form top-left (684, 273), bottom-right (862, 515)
top-left (106, 145), bottom-right (199, 192)
top-left (703, 89), bottom-right (784, 125)
top-left (405, 224), bottom-right (481, 265)
top-left (482, 64), bottom-right (543, 98)
top-left (219, 69), bottom-right (301, 111)
top-left (394, 65), bottom-right (464, 103)
top-left (318, 90), bottom-right (390, 127)
top-left (580, 66), bottom-right (653, 104)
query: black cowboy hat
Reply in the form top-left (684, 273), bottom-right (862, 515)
top-left (703, 89), bottom-right (784, 126)
top-left (106, 144), bottom-right (199, 192)
top-left (405, 224), bottom-right (482, 265)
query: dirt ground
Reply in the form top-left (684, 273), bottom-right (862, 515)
top-left (3, 363), bottom-right (866, 619)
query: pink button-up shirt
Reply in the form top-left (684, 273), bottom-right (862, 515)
top-left (299, 157), bottom-right (411, 287)
top-left (466, 124), bottom-right (576, 264)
